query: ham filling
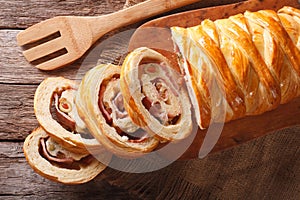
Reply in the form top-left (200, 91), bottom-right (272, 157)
top-left (54, 92), bottom-right (76, 131)
top-left (52, 89), bottom-right (90, 137)
top-left (39, 137), bottom-right (93, 170)
top-left (98, 75), bottom-right (148, 142)
top-left (139, 61), bottom-right (183, 125)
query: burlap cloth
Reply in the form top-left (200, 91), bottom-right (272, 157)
top-left (121, 0), bottom-right (300, 199)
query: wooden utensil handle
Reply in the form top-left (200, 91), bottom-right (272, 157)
top-left (119, 0), bottom-right (200, 19)
top-left (88, 0), bottom-right (200, 42)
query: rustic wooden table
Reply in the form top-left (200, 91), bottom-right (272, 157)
top-left (1, 0), bottom-right (299, 199)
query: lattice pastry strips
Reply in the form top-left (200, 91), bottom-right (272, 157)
top-left (171, 6), bottom-right (300, 129)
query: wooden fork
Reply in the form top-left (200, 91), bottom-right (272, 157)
top-left (16, 0), bottom-right (200, 70)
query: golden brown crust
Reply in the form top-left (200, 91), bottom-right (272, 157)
top-left (34, 77), bottom-right (101, 154)
top-left (278, 7), bottom-right (300, 50)
top-left (76, 64), bottom-right (159, 158)
top-left (120, 47), bottom-right (193, 141)
top-left (23, 127), bottom-right (109, 185)
top-left (171, 6), bottom-right (300, 128)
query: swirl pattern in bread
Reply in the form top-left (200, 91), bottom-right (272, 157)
top-left (76, 64), bottom-right (159, 157)
top-left (23, 127), bottom-right (109, 184)
top-left (120, 47), bottom-right (194, 141)
top-left (34, 77), bottom-right (101, 153)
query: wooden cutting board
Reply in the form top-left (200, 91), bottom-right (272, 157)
top-left (128, 0), bottom-right (300, 159)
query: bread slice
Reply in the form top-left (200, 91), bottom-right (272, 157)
top-left (23, 127), bottom-right (110, 184)
top-left (34, 77), bottom-right (102, 154)
top-left (76, 64), bottom-right (159, 158)
top-left (120, 47), bottom-right (193, 141)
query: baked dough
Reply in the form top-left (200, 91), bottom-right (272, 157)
top-left (23, 127), bottom-right (109, 184)
top-left (34, 77), bottom-right (101, 153)
top-left (76, 64), bottom-right (159, 157)
top-left (171, 6), bottom-right (300, 129)
top-left (120, 47), bottom-right (193, 141)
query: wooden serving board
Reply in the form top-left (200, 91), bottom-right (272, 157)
top-left (128, 0), bottom-right (300, 160)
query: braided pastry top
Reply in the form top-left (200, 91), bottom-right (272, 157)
top-left (171, 6), bottom-right (300, 129)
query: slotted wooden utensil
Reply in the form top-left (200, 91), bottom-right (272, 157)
top-left (16, 0), bottom-right (200, 70)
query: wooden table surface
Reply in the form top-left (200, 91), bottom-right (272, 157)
top-left (1, 0), bottom-right (299, 199)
